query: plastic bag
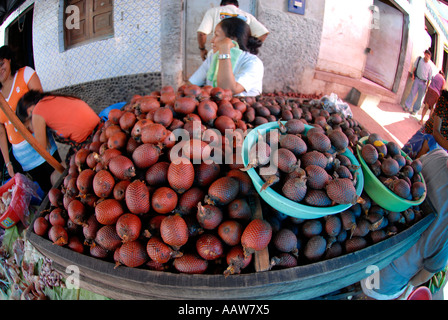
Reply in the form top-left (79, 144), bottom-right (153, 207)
top-left (1, 173), bottom-right (41, 229)
top-left (319, 93), bottom-right (353, 118)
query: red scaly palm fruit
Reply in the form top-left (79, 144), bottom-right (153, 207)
top-left (67, 199), bottom-right (87, 226)
top-left (34, 217), bottom-right (50, 236)
top-left (196, 233), bottom-right (224, 261)
top-left (205, 177), bottom-right (239, 206)
top-left (119, 111), bottom-right (137, 132)
top-left (361, 143), bottom-right (378, 165)
top-left (273, 228), bottom-right (298, 256)
top-left (279, 134), bottom-right (308, 157)
top-left (226, 169), bottom-right (253, 196)
top-left (305, 165), bottom-right (330, 190)
top-left (48, 225), bottom-right (69, 246)
top-left (328, 130), bottom-right (349, 152)
top-left (227, 198), bottom-right (252, 220)
top-left (68, 236), bottom-right (85, 254)
top-left (301, 150), bottom-right (328, 169)
top-left (167, 158), bottom-right (195, 194)
top-left (344, 236), bottom-right (367, 254)
top-left (94, 225), bottom-right (122, 251)
top-left (194, 162), bottom-right (221, 187)
top-left (282, 176), bottom-right (307, 202)
top-left (176, 187), bottom-right (205, 215)
top-left (95, 198), bottom-right (124, 225)
top-left (131, 118), bottom-right (153, 141)
top-left (160, 215), bottom-right (189, 250)
top-left (223, 245), bottom-right (252, 276)
top-left (284, 119), bottom-right (306, 134)
top-left (90, 243), bottom-right (109, 259)
top-left (275, 148), bottom-right (299, 173)
top-left (270, 253), bottom-right (298, 269)
top-left (218, 220), bottom-right (243, 246)
top-left (197, 203), bottom-right (223, 230)
top-left (324, 215), bottom-right (342, 237)
top-left (74, 148), bottom-right (90, 170)
top-left (307, 131), bottom-right (331, 152)
top-left (145, 161), bottom-right (170, 187)
top-left (48, 188), bottom-right (63, 207)
top-left (112, 180), bottom-right (130, 201)
top-left (141, 123), bottom-right (168, 145)
top-left (173, 253), bottom-right (208, 274)
top-left (93, 169), bottom-right (115, 198)
top-left (151, 186), bottom-right (178, 214)
top-left (119, 240), bottom-right (148, 268)
top-left (303, 235), bottom-right (326, 262)
top-left (83, 214), bottom-right (100, 245)
top-left (108, 131), bottom-right (128, 150)
top-left (116, 213), bottom-right (142, 243)
top-left (125, 180), bottom-right (150, 215)
top-left (76, 168), bottom-right (96, 195)
top-left (132, 143), bottom-right (161, 170)
top-left (303, 189), bottom-right (332, 207)
top-left (146, 236), bottom-right (182, 264)
top-left (326, 178), bottom-right (358, 205)
top-left (94, 148), bottom-right (122, 167)
top-left (241, 219), bottom-right (272, 257)
top-left (108, 155), bottom-right (136, 181)
top-left (197, 99), bottom-right (218, 125)
top-left (108, 108), bottom-right (123, 124)
top-left (49, 208), bottom-right (66, 226)
top-left (301, 219), bottom-right (323, 238)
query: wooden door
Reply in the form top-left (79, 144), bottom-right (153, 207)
top-left (184, 0), bottom-right (256, 80)
top-left (364, 0), bottom-right (404, 90)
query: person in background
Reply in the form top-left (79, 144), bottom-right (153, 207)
top-left (0, 45), bottom-right (59, 193)
top-left (402, 50), bottom-right (434, 116)
top-left (361, 148), bottom-right (448, 300)
top-left (197, 0), bottom-right (269, 61)
top-left (16, 90), bottom-right (101, 162)
top-left (420, 70), bottom-right (445, 125)
top-left (189, 17), bottom-right (264, 97)
top-left (402, 89), bottom-right (448, 159)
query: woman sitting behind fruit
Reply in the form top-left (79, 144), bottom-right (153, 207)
top-left (16, 90), bottom-right (101, 160)
top-left (188, 17), bottom-right (263, 97)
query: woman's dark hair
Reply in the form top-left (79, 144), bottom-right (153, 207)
top-left (0, 46), bottom-right (21, 89)
top-left (221, 0), bottom-right (239, 6)
top-left (16, 90), bottom-right (80, 122)
top-left (218, 17), bottom-right (262, 55)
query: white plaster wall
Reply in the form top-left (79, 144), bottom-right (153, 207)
top-left (31, 0), bottom-right (161, 91)
top-left (316, 0), bottom-right (373, 79)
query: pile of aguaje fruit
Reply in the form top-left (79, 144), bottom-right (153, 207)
top-left (32, 85), bottom-right (427, 275)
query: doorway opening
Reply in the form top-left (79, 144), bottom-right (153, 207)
top-left (6, 5), bottom-right (35, 69)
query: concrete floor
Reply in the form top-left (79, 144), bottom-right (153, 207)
top-left (350, 99), bottom-right (424, 147)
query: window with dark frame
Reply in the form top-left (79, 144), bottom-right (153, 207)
top-left (64, 0), bottom-right (114, 50)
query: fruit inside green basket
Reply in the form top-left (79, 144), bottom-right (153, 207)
top-left (356, 134), bottom-right (426, 212)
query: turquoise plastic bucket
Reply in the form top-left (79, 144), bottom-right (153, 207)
top-left (241, 121), bottom-right (364, 219)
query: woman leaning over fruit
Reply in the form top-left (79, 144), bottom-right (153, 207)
top-left (0, 45), bottom-right (59, 192)
top-left (16, 90), bottom-right (101, 163)
top-left (188, 17), bottom-right (264, 97)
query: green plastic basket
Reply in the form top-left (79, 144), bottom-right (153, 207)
top-left (356, 136), bottom-right (426, 212)
top-left (241, 121), bottom-right (364, 219)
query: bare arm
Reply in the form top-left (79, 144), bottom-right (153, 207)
top-left (0, 124), bottom-right (13, 176)
top-left (31, 114), bottom-right (48, 151)
top-left (197, 32), bottom-right (208, 61)
top-left (432, 115), bottom-right (448, 150)
top-left (27, 73), bottom-right (43, 92)
top-left (215, 38), bottom-right (245, 95)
